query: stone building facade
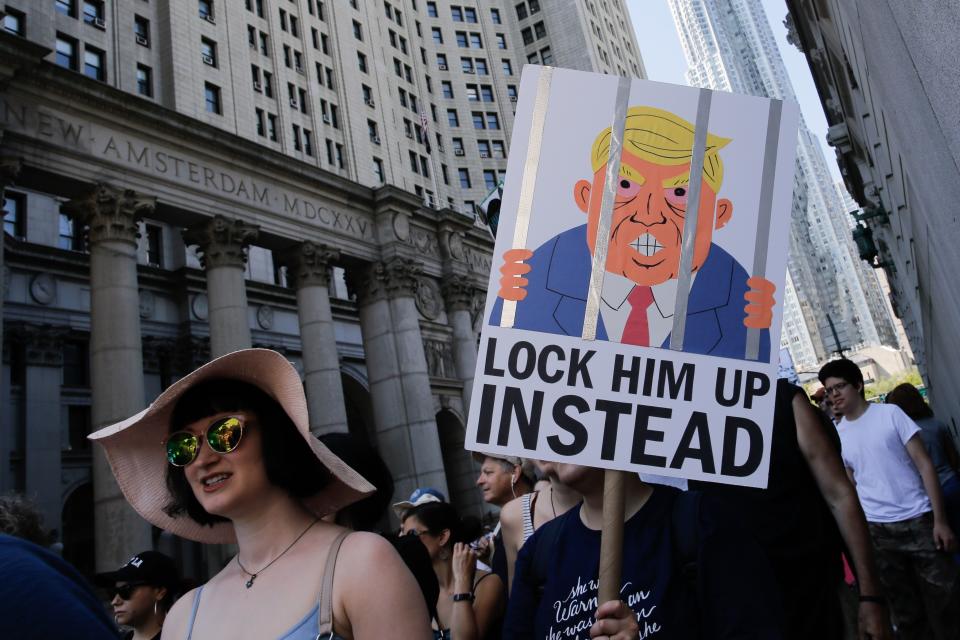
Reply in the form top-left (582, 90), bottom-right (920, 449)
top-left (0, 0), bottom-right (647, 577)
top-left (784, 0), bottom-right (960, 431)
top-left (0, 35), bottom-right (495, 576)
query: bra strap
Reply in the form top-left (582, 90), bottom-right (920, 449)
top-left (317, 530), bottom-right (351, 639)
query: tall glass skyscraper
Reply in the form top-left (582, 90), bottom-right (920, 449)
top-left (667, 0), bottom-right (897, 369)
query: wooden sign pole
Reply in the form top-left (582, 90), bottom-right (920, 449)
top-left (598, 469), bottom-right (626, 603)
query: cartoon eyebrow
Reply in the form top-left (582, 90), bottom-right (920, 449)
top-left (618, 165), bottom-right (646, 184)
top-left (662, 172), bottom-right (691, 187)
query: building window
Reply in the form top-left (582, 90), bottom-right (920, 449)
top-left (255, 108), bottom-right (266, 136)
top-left (502, 59), bottom-right (513, 75)
top-left (293, 124), bottom-right (302, 151)
top-left (62, 341), bottom-right (90, 388)
top-left (3, 10), bottom-right (25, 36)
top-left (521, 27), bottom-right (533, 45)
top-left (540, 46), bottom-right (553, 64)
top-left (529, 0), bottom-right (540, 12)
top-left (263, 71), bottom-right (273, 97)
top-left (490, 8), bottom-right (501, 24)
top-left (204, 83), bottom-right (222, 114)
top-left (83, 47), bottom-right (105, 81)
top-left (352, 20), bottom-right (363, 40)
top-left (458, 168), bottom-right (471, 189)
top-left (461, 57), bottom-right (474, 73)
top-left (145, 224), bottom-right (163, 267)
top-left (486, 112), bottom-right (500, 129)
top-left (516, 3), bottom-right (528, 19)
top-left (55, 35), bottom-right (78, 71)
top-left (446, 109), bottom-right (459, 127)
top-left (58, 213), bottom-right (84, 251)
top-left (82, 1), bottom-right (104, 26)
top-left (304, 129), bottom-right (314, 156)
top-left (55, 0), bottom-right (76, 18)
top-left (534, 21), bottom-right (546, 39)
top-left (464, 7), bottom-right (477, 22)
top-left (492, 140), bottom-right (506, 157)
top-left (426, 1), bottom-right (438, 17)
top-left (259, 32), bottom-right (270, 55)
top-left (472, 112), bottom-right (485, 129)
top-left (201, 38), bottom-right (218, 66)
top-left (456, 31), bottom-right (467, 47)
top-left (198, 0), bottom-right (214, 21)
top-left (470, 33), bottom-right (482, 48)
top-left (436, 53), bottom-right (448, 69)
top-left (373, 157), bottom-right (385, 183)
top-left (475, 58), bottom-right (488, 75)
top-left (134, 15), bottom-right (150, 46)
top-left (432, 27), bottom-right (443, 44)
top-left (484, 169), bottom-right (497, 190)
top-left (267, 113), bottom-right (278, 141)
top-left (480, 85), bottom-right (494, 102)
top-left (136, 64), bottom-right (153, 97)
top-left (3, 191), bottom-right (26, 240)
top-left (441, 81), bottom-right (453, 99)
top-left (496, 33), bottom-right (506, 49)
top-left (357, 52), bottom-right (368, 73)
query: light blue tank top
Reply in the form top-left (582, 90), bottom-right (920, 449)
top-left (185, 587), bottom-right (341, 640)
top-left (186, 531), bottom-right (349, 640)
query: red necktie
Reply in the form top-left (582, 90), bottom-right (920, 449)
top-left (621, 286), bottom-right (654, 346)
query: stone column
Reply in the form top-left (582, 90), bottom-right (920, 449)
top-left (64, 183), bottom-right (154, 571)
top-left (348, 258), bottom-right (448, 502)
top-left (0, 155), bottom-right (22, 367)
top-left (442, 281), bottom-right (480, 414)
top-left (183, 216), bottom-right (259, 358)
top-left (282, 242), bottom-right (348, 435)
top-left (21, 324), bottom-right (66, 538)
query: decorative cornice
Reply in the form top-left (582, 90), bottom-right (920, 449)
top-left (281, 241), bottom-right (339, 289)
top-left (442, 280), bottom-right (476, 312)
top-left (0, 153), bottom-right (22, 192)
top-left (183, 215), bottom-right (260, 269)
top-left (346, 257), bottom-right (422, 306)
top-left (62, 183), bottom-right (155, 246)
top-left (6, 323), bottom-right (68, 367)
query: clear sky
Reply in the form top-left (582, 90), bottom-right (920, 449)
top-left (625, 0), bottom-right (841, 180)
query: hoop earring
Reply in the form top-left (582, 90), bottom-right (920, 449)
top-left (154, 601), bottom-right (158, 616)
top-left (510, 476), bottom-right (518, 498)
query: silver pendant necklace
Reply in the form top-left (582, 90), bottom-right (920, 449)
top-left (236, 518), bottom-right (319, 588)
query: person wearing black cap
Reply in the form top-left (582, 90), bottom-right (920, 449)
top-left (95, 551), bottom-right (180, 640)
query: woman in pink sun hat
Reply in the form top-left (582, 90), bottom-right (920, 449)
top-left (89, 348), bottom-right (432, 639)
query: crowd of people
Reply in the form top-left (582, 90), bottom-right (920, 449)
top-left (1, 348), bottom-right (958, 639)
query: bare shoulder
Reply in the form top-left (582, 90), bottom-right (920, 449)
top-left (499, 494), bottom-right (525, 532)
top-left (162, 585), bottom-right (200, 639)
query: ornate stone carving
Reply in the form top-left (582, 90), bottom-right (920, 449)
top-left (62, 183), bottom-right (155, 246)
top-left (471, 291), bottom-right (487, 329)
top-left (190, 294), bottom-right (209, 320)
top-left (423, 338), bottom-right (456, 379)
top-left (442, 280), bottom-right (476, 312)
top-left (256, 305), bottom-right (274, 330)
top-left (142, 336), bottom-right (176, 374)
top-left (29, 273), bottom-right (57, 305)
top-left (346, 257), bottom-right (422, 306)
top-left (174, 334), bottom-right (211, 373)
top-left (409, 227), bottom-right (440, 258)
top-left (783, 14), bottom-right (803, 53)
top-left (281, 242), bottom-right (339, 289)
top-left (8, 323), bottom-right (68, 367)
top-left (392, 212), bottom-right (411, 241)
top-left (0, 154), bottom-right (22, 193)
top-left (182, 215), bottom-right (260, 269)
top-left (465, 246), bottom-right (492, 275)
top-left (415, 277), bottom-right (442, 320)
top-left (139, 290), bottom-right (155, 319)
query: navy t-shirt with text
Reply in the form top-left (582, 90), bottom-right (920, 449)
top-left (503, 487), bottom-right (782, 640)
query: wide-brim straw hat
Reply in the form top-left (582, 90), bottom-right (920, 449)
top-left (88, 348), bottom-right (375, 544)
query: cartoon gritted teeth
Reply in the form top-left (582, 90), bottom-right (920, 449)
top-left (629, 233), bottom-right (665, 258)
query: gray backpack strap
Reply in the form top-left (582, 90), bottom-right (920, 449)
top-left (317, 530), bottom-right (351, 639)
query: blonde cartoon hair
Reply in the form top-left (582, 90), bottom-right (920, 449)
top-left (591, 106), bottom-right (731, 192)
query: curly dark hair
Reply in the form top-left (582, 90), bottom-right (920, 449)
top-left (164, 379), bottom-right (331, 527)
top-left (0, 493), bottom-right (51, 546)
top-left (818, 359), bottom-right (865, 398)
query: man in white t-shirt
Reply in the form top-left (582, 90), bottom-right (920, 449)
top-left (819, 359), bottom-right (959, 640)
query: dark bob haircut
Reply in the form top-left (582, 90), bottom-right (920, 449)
top-left (403, 502), bottom-right (482, 549)
top-left (817, 359), bottom-right (865, 398)
top-left (885, 383), bottom-right (933, 420)
top-left (164, 379), bottom-right (330, 526)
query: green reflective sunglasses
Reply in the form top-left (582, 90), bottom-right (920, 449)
top-left (165, 416), bottom-right (244, 467)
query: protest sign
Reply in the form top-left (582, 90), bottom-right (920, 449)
top-left (465, 66), bottom-right (800, 490)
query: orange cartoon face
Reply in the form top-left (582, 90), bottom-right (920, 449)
top-left (574, 151), bottom-right (733, 287)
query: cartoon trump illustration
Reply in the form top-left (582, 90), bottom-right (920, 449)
top-left (491, 106), bottom-right (775, 361)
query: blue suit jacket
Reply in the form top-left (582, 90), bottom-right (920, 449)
top-left (491, 224), bottom-right (769, 361)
